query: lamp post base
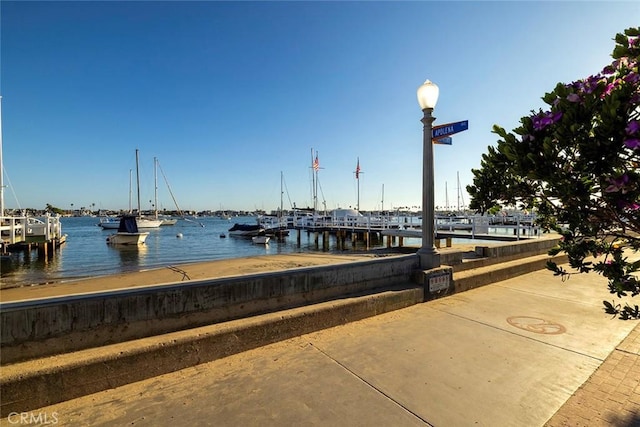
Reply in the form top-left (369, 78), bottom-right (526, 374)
top-left (417, 247), bottom-right (440, 270)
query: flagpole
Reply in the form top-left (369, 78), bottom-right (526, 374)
top-left (0, 96), bottom-right (4, 218)
top-left (311, 148), bottom-right (315, 214)
top-left (355, 158), bottom-right (361, 212)
top-left (357, 168), bottom-right (360, 212)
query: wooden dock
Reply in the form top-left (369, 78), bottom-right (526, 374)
top-left (1, 214), bottom-right (66, 256)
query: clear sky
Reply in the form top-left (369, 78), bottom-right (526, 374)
top-left (1, 1), bottom-right (638, 213)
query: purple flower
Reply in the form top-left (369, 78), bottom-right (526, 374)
top-left (624, 72), bottom-right (640, 84)
top-left (624, 138), bottom-right (640, 150)
top-left (617, 200), bottom-right (640, 210)
top-left (532, 111), bottom-right (563, 131)
top-left (605, 174), bottom-right (630, 193)
top-left (626, 120), bottom-right (639, 135)
top-left (567, 93), bottom-right (581, 103)
top-left (601, 80), bottom-right (618, 98)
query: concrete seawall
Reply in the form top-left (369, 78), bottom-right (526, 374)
top-left (1, 237), bottom-right (567, 416)
top-left (1, 287), bottom-right (424, 417)
top-left (1, 238), bottom-right (562, 365)
top-left (1, 254), bottom-right (420, 363)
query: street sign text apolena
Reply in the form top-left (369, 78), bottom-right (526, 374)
top-left (432, 120), bottom-right (469, 139)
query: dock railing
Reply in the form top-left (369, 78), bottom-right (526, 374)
top-left (1, 214), bottom-right (64, 247)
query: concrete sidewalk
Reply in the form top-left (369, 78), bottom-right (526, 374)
top-left (5, 263), bottom-right (638, 426)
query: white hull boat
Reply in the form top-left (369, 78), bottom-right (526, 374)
top-left (98, 217), bottom-right (120, 229)
top-left (106, 215), bottom-right (149, 245)
top-left (99, 216), bottom-right (162, 229)
top-left (106, 231), bottom-right (149, 245)
top-left (252, 235), bottom-right (270, 244)
top-left (136, 217), bottom-right (163, 228)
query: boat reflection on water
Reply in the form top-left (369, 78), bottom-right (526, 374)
top-left (108, 243), bottom-right (148, 270)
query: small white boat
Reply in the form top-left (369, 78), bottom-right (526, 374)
top-left (106, 215), bottom-right (149, 245)
top-left (160, 217), bottom-right (178, 226)
top-left (98, 216), bottom-right (120, 229)
top-left (252, 235), bottom-right (270, 244)
top-left (136, 217), bottom-right (163, 228)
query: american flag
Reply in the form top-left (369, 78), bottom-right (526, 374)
top-left (313, 155), bottom-right (319, 171)
top-left (355, 158), bottom-right (361, 179)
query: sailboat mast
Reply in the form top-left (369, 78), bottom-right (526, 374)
top-left (355, 157), bottom-right (361, 212)
top-left (0, 96), bottom-right (4, 218)
top-left (136, 149), bottom-right (141, 216)
top-left (154, 157), bottom-right (158, 219)
top-left (280, 171), bottom-right (284, 214)
top-left (445, 181), bottom-right (449, 211)
top-left (381, 184), bottom-right (384, 212)
top-left (456, 171), bottom-right (460, 212)
top-left (357, 172), bottom-right (360, 212)
top-left (128, 169), bottom-right (132, 213)
top-left (158, 160), bottom-right (184, 216)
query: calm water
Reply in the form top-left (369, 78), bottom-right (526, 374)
top-left (0, 216), bottom-right (514, 288)
top-left (0, 216), bottom-right (384, 288)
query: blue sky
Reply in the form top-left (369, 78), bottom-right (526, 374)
top-left (1, 1), bottom-right (638, 213)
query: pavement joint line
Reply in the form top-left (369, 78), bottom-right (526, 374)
top-left (433, 308), bottom-right (606, 363)
top-left (307, 342), bottom-right (434, 427)
top-left (616, 347), bottom-right (640, 356)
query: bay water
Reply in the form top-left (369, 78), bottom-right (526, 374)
top-left (1, 216), bottom-right (510, 289)
top-left (1, 216), bottom-right (384, 288)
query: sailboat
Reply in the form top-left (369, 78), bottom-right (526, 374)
top-left (273, 171), bottom-right (289, 237)
top-left (259, 171), bottom-right (289, 237)
top-left (99, 150), bottom-right (162, 229)
top-left (133, 150), bottom-right (162, 228)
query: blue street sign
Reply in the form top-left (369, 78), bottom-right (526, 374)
top-left (434, 137), bottom-right (452, 145)
top-left (432, 120), bottom-right (468, 139)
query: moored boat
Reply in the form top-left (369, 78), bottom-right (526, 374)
top-left (106, 215), bottom-right (149, 245)
top-left (136, 217), bottom-right (163, 228)
top-left (98, 216), bottom-right (120, 229)
top-left (228, 223), bottom-right (264, 237)
top-left (99, 216), bottom-right (163, 229)
top-left (251, 235), bottom-right (270, 244)
top-left (160, 217), bottom-right (178, 226)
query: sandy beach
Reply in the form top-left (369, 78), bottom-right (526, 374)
top-left (0, 244), bottom-right (485, 303)
top-left (0, 252), bottom-right (395, 302)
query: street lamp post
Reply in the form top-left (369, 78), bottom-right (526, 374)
top-left (416, 79), bottom-right (440, 269)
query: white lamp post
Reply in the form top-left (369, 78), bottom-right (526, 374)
top-left (416, 79), bottom-right (440, 269)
